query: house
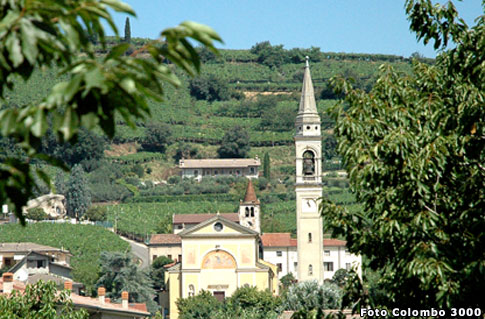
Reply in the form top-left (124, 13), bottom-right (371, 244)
top-left (0, 242), bottom-right (80, 293)
top-left (163, 214), bottom-right (278, 319)
top-left (179, 158), bottom-right (260, 180)
top-left (261, 233), bottom-right (362, 280)
top-left (0, 273), bottom-right (150, 318)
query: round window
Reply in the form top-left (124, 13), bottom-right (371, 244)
top-left (214, 222), bottom-right (223, 232)
top-left (306, 126), bottom-right (310, 130)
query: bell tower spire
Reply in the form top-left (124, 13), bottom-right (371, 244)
top-left (294, 57), bottom-right (324, 283)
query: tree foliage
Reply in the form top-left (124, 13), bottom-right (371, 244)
top-left (189, 75), bottom-right (231, 102)
top-left (124, 17), bottom-right (131, 43)
top-left (217, 126), bottom-right (250, 158)
top-left (65, 164), bottom-right (91, 219)
top-left (0, 280), bottom-right (88, 319)
top-left (150, 255), bottom-right (174, 291)
top-left (0, 0), bottom-right (222, 224)
top-left (263, 152), bottom-right (271, 179)
top-left (322, 0), bottom-right (484, 312)
top-left (282, 281), bottom-right (342, 315)
top-left (176, 290), bottom-right (223, 319)
top-left (96, 251), bottom-right (157, 313)
top-left (141, 122), bottom-right (172, 153)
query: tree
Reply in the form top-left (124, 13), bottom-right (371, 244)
top-left (322, 0), bottom-right (484, 312)
top-left (124, 17), bottom-right (131, 43)
top-left (226, 285), bottom-right (281, 315)
top-left (0, 280), bottom-right (88, 319)
top-left (65, 165), bottom-right (91, 219)
top-left (150, 255), bottom-right (174, 291)
top-left (141, 122), bottom-right (172, 153)
top-left (331, 269), bottom-right (350, 288)
top-left (279, 272), bottom-right (296, 291)
top-left (263, 152), bottom-right (271, 179)
top-left (96, 252), bottom-right (157, 313)
top-left (0, 1), bottom-right (221, 225)
top-left (55, 171), bottom-right (66, 195)
top-left (188, 75), bottom-right (231, 101)
top-left (173, 142), bottom-right (199, 162)
top-left (217, 126), bottom-right (250, 158)
top-left (83, 205), bottom-right (107, 222)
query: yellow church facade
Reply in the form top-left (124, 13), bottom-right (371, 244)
top-left (165, 215), bottom-right (278, 319)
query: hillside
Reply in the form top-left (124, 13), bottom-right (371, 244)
top-left (1, 41), bottom-right (422, 239)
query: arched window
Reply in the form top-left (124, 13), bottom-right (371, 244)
top-left (308, 264), bottom-right (313, 276)
top-left (302, 151), bottom-right (315, 176)
top-left (245, 207), bottom-right (249, 217)
top-left (188, 284), bottom-right (195, 297)
top-left (308, 233), bottom-right (312, 243)
top-left (250, 207), bottom-right (254, 217)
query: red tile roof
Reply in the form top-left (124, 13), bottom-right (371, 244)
top-left (173, 213), bottom-right (239, 224)
top-left (149, 234), bottom-right (181, 245)
top-left (130, 303), bottom-right (148, 312)
top-left (243, 179), bottom-right (259, 204)
top-left (261, 233), bottom-right (295, 247)
top-left (261, 233), bottom-right (347, 247)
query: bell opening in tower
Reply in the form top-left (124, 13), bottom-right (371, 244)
top-left (302, 150), bottom-right (315, 176)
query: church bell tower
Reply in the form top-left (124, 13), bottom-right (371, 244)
top-left (295, 57), bottom-right (324, 283)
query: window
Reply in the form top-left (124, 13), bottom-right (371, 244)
top-left (324, 250), bottom-right (330, 256)
top-left (346, 263), bottom-right (351, 271)
top-left (236, 170), bottom-right (240, 175)
top-left (3, 257), bottom-right (13, 267)
top-left (250, 207), bottom-right (255, 217)
top-left (214, 222), bottom-right (223, 232)
top-left (250, 167), bottom-right (255, 174)
top-left (214, 170), bottom-right (218, 175)
top-left (308, 264), bottom-right (313, 275)
top-left (324, 262), bottom-right (334, 272)
top-left (245, 207), bottom-right (249, 217)
top-left (302, 150), bottom-right (315, 176)
top-left (277, 263), bottom-right (282, 272)
top-left (276, 251), bottom-right (282, 257)
top-left (168, 254), bottom-right (172, 260)
top-left (178, 255), bottom-right (182, 263)
top-left (188, 284), bottom-right (195, 297)
top-left (194, 170), bottom-right (198, 176)
top-left (308, 233), bottom-right (312, 243)
top-left (36, 260), bottom-right (45, 268)
top-left (294, 262), bottom-right (298, 270)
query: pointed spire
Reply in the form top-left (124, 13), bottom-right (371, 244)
top-left (298, 56), bottom-right (318, 115)
top-left (243, 179), bottom-right (259, 204)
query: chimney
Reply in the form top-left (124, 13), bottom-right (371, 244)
top-left (2, 272), bottom-right (14, 294)
top-left (105, 298), bottom-right (111, 303)
top-left (121, 291), bottom-right (129, 309)
top-left (64, 281), bottom-right (73, 292)
top-left (98, 287), bottom-right (106, 304)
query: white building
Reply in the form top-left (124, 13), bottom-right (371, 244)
top-left (261, 233), bottom-right (362, 281)
top-left (179, 158), bottom-right (260, 180)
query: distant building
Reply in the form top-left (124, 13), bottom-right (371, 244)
top-left (179, 158), bottom-right (260, 180)
top-left (261, 233), bottom-right (362, 281)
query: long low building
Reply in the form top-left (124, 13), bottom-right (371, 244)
top-left (179, 158), bottom-right (260, 180)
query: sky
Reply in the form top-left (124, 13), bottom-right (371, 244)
top-left (109, 1), bottom-right (483, 58)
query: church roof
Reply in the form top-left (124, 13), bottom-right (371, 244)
top-left (179, 158), bottom-right (260, 169)
top-left (243, 179), bottom-right (259, 204)
top-left (173, 213), bottom-right (239, 225)
top-left (178, 214), bottom-right (259, 237)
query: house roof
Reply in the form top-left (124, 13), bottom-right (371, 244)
top-left (149, 234), bottom-right (181, 245)
top-left (0, 242), bottom-right (71, 255)
top-left (179, 158), bottom-right (260, 169)
top-left (173, 213), bottom-right (239, 224)
top-left (0, 278), bottom-right (26, 294)
top-left (243, 179), bottom-right (259, 204)
top-left (260, 233), bottom-right (347, 247)
top-left (25, 274), bottom-right (82, 287)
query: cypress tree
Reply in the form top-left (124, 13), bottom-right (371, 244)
top-left (124, 17), bottom-right (131, 43)
top-left (263, 152), bottom-right (270, 179)
top-left (65, 164), bottom-right (91, 219)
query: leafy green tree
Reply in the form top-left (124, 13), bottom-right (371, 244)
top-left (322, 0), bottom-right (484, 312)
top-left (217, 126), bottom-right (250, 158)
top-left (96, 251), bottom-right (157, 313)
top-left (176, 290), bottom-right (223, 319)
top-left (83, 205), bottom-right (107, 222)
top-left (263, 152), bottom-right (271, 179)
top-left (226, 285), bottom-right (281, 315)
top-left (25, 207), bottom-right (48, 221)
top-left (150, 255), bottom-right (174, 291)
top-left (0, 0), bottom-right (221, 224)
top-left (250, 41), bottom-right (289, 68)
top-left (132, 164), bottom-right (144, 178)
top-left (279, 272), bottom-right (296, 291)
top-left (173, 142), bottom-right (199, 162)
top-left (55, 171), bottom-right (67, 195)
top-left (282, 281), bottom-right (342, 315)
top-left (124, 17), bottom-right (131, 43)
top-left (0, 280), bottom-right (88, 319)
top-left (189, 75), bottom-right (231, 101)
top-left (141, 123), bottom-right (172, 153)
top-left (65, 165), bottom-right (91, 219)
top-left (322, 134), bottom-right (337, 160)
top-left (331, 269), bottom-right (350, 288)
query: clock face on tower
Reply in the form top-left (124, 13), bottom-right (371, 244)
top-left (302, 199), bottom-right (317, 213)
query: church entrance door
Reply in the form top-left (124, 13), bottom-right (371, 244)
top-left (213, 291), bottom-right (225, 302)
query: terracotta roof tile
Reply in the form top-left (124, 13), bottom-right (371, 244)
top-left (149, 234), bottom-right (181, 245)
top-left (131, 303), bottom-right (148, 312)
top-left (173, 213), bottom-right (239, 224)
top-left (243, 179), bottom-right (259, 204)
top-left (261, 233), bottom-right (347, 247)
top-left (179, 158), bottom-right (260, 169)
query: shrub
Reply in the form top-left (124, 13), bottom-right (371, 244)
top-left (282, 280), bottom-right (342, 313)
top-left (167, 175), bottom-right (182, 185)
top-left (226, 285), bottom-right (281, 314)
top-left (132, 164), bottom-right (144, 178)
top-left (177, 290), bottom-right (223, 319)
top-left (84, 206), bottom-right (107, 222)
top-left (25, 207), bottom-right (48, 220)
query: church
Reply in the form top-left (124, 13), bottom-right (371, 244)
top-left (153, 58), bottom-right (361, 319)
